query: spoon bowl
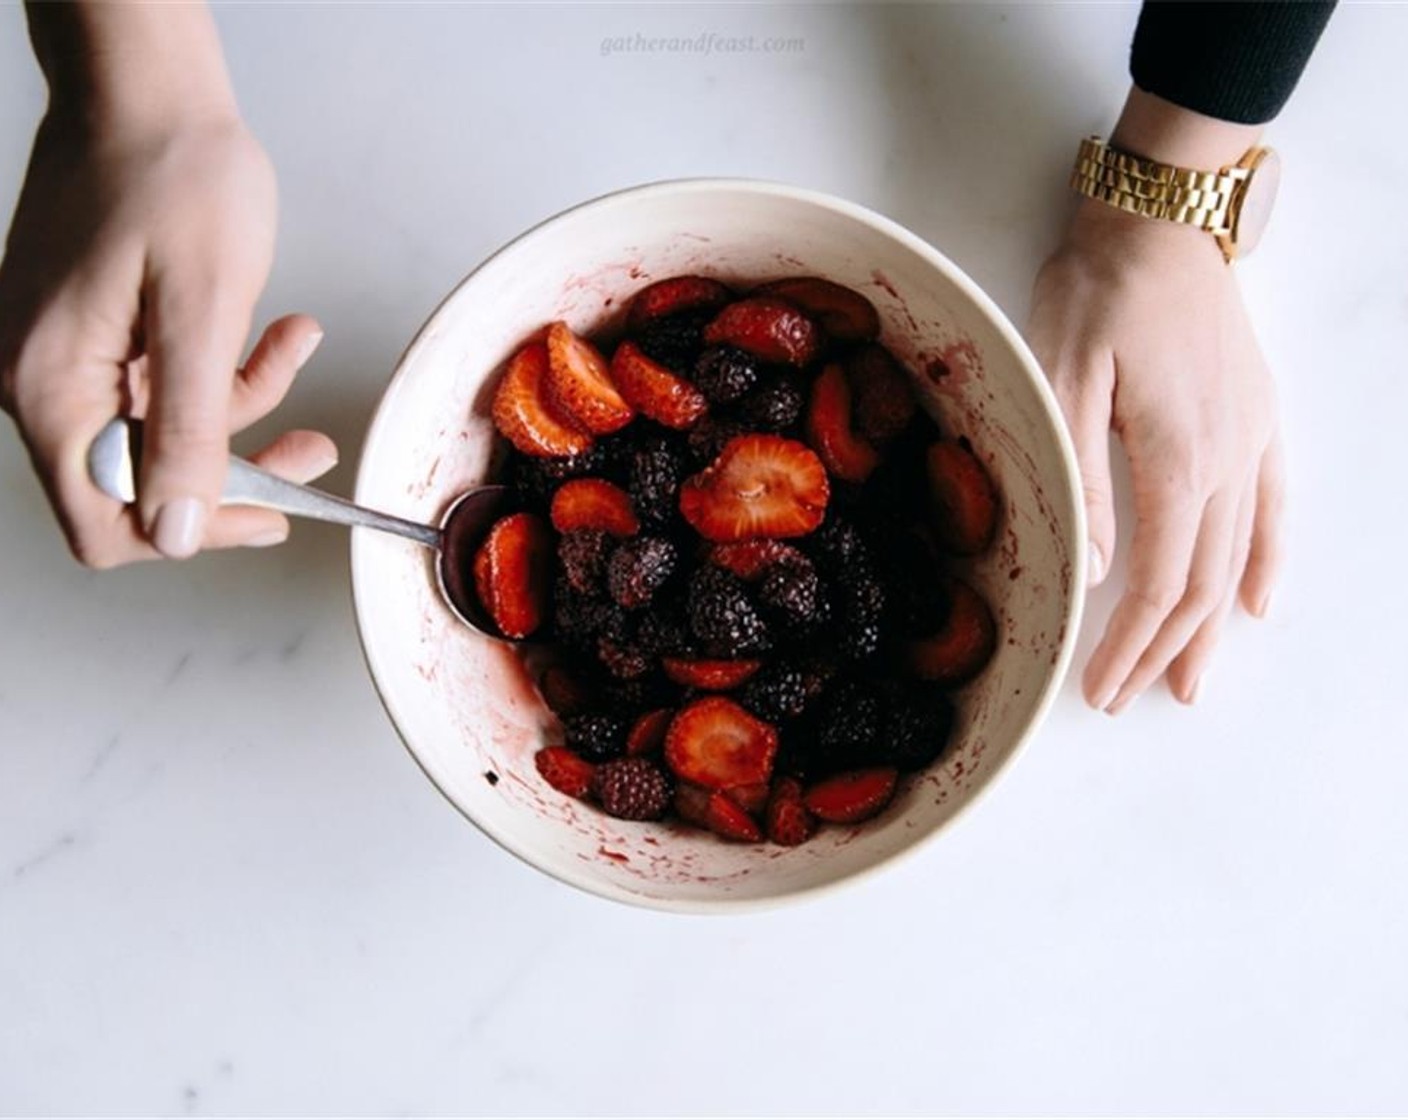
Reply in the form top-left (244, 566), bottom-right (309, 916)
top-left (86, 417), bottom-right (511, 640)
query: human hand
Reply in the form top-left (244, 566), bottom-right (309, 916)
top-left (0, 5), bottom-right (336, 566)
top-left (1028, 194), bottom-right (1283, 713)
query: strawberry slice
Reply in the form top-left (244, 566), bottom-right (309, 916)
top-left (726, 781), bottom-right (770, 817)
top-left (539, 664), bottom-right (593, 716)
top-left (549, 478), bottom-right (640, 536)
top-left (753, 277), bottom-right (880, 341)
top-left (673, 781), bottom-right (714, 828)
top-left (805, 362), bottom-right (880, 482)
top-left (544, 321), bottom-right (634, 435)
top-left (765, 777), bottom-right (817, 846)
top-left (664, 696), bottom-right (779, 790)
top-left (535, 745), bottom-right (596, 799)
top-left (472, 512), bottom-right (551, 638)
top-left (491, 341), bottom-right (593, 458)
top-left (803, 767), bottom-right (899, 824)
top-left (626, 275), bottom-right (733, 330)
top-left (679, 435), bottom-right (829, 542)
top-left (707, 540), bottom-right (804, 581)
top-left (609, 340), bottom-right (709, 430)
top-left (927, 438), bottom-right (999, 555)
top-left (704, 790), bottom-right (764, 843)
top-left (625, 708), bottom-right (674, 757)
top-left (906, 577), bottom-right (997, 686)
top-left (845, 343), bottom-right (917, 445)
top-left (703, 297), bottom-right (821, 367)
top-left (662, 658), bottom-right (763, 691)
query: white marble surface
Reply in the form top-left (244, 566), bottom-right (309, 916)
top-left (2, 3), bottom-right (1406, 1115)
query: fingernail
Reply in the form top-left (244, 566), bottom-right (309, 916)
top-left (246, 527), bottom-right (289, 548)
top-left (1187, 676), bottom-right (1202, 704)
top-left (1108, 689), bottom-right (1139, 715)
top-left (1093, 687), bottom-right (1118, 712)
top-left (1088, 544), bottom-right (1106, 587)
top-left (295, 329), bottom-right (325, 370)
top-left (1255, 591), bottom-right (1272, 618)
top-left (152, 498), bottom-right (206, 559)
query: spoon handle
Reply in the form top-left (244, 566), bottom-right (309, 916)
top-left (88, 418), bottom-right (440, 548)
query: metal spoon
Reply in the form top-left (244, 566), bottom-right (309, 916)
top-left (86, 417), bottom-right (511, 639)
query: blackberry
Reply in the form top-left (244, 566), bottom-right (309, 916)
top-left (815, 680), bottom-right (885, 771)
top-left (634, 308), bottom-right (712, 372)
top-left (739, 373), bottom-right (804, 431)
top-left (758, 555), bottom-right (824, 632)
top-left (628, 436), bottom-right (684, 527)
top-left (883, 684), bottom-right (955, 772)
top-left (693, 345), bottom-right (760, 405)
top-left (808, 515), bottom-right (869, 578)
top-left (565, 712), bottom-right (628, 762)
top-left (686, 565), bottom-right (771, 657)
top-left (558, 530), bottom-right (611, 596)
top-left (606, 536), bottom-right (677, 610)
top-left (553, 579), bottom-right (616, 650)
top-left (597, 633), bottom-right (652, 680)
top-left (637, 605), bottom-right (694, 659)
top-left (511, 444), bottom-right (611, 506)
top-left (686, 415), bottom-right (748, 468)
top-left (594, 757), bottom-right (673, 821)
top-left (836, 572), bottom-right (886, 661)
top-left (740, 662), bottom-right (811, 723)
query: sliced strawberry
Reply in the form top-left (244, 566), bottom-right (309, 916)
top-left (803, 767), bottom-right (899, 824)
top-left (805, 362), bottom-right (880, 482)
top-left (664, 696), bottom-right (779, 790)
top-left (703, 297), bottom-right (821, 367)
top-left (906, 577), bottom-right (997, 686)
top-left (704, 790), bottom-right (764, 843)
top-left (679, 435), bottom-right (829, 542)
top-left (539, 664), bottom-right (593, 716)
top-left (753, 277), bottom-right (880, 341)
top-left (543, 321), bottom-right (634, 435)
top-left (927, 438), bottom-right (999, 555)
top-left (726, 781), bottom-right (770, 817)
top-left (673, 781), bottom-right (714, 828)
top-left (549, 478), bottom-right (639, 536)
top-left (707, 540), bottom-right (804, 581)
top-left (491, 341), bottom-right (593, 458)
top-left (535, 745), bottom-right (596, 799)
top-left (844, 343), bottom-right (917, 444)
top-left (626, 275), bottom-right (733, 330)
top-left (471, 512), bottom-right (551, 639)
top-left (662, 658), bottom-right (763, 691)
top-left (765, 777), bottom-right (817, 846)
top-left (609, 340), bottom-right (709, 430)
top-left (626, 708), bottom-right (674, 757)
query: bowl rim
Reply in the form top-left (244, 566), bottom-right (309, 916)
top-left (350, 176), bottom-right (1087, 913)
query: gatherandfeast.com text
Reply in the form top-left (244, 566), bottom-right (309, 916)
top-left (600, 31), bottom-right (805, 58)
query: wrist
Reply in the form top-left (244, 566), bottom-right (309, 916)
top-left (29, 3), bottom-right (240, 141)
top-left (1110, 86), bottom-right (1262, 171)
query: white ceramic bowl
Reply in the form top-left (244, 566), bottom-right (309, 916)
top-left (351, 179), bottom-right (1085, 912)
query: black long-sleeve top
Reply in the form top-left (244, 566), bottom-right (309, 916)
top-left (1131, 1), bottom-right (1336, 125)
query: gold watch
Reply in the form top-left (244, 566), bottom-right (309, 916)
top-left (1069, 136), bottom-right (1282, 263)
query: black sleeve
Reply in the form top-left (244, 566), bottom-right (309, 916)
top-left (1130, 1), bottom-right (1336, 125)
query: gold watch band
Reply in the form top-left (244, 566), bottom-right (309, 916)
top-left (1069, 136), bottom-right (1249, 237)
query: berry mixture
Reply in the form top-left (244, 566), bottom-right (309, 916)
top-left (476, 275), bottom-right (1001, 846)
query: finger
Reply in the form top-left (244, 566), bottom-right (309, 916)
top-left (1239, 431), bottom-right (1285, 618)
top-left (1106, 489), bottom-right (1239, 712)
top-left (1167, 484), bottom-right (1256, 702)
top-left (138, 274), bottom-right (253, 559)
top-left (230, 314), bottom-right (324, 432)
top-left (1082, 474), bottom-right (1201, 711)
top-left (244, 427), bottom-right (339, 484)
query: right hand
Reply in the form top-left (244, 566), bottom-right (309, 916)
top-left (0, 108), bottom-right (337, 566)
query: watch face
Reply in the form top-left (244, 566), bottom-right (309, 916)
top-left (1232, 148), bottom-right (1281, 258)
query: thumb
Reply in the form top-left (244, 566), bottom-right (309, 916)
top-left (1051, 360), bottom-right (1118, 587)
top-left (137, 276), bottom-right (251, 559)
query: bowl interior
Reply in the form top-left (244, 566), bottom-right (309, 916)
top-left (351, 181), bottom-right (1082, 911)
